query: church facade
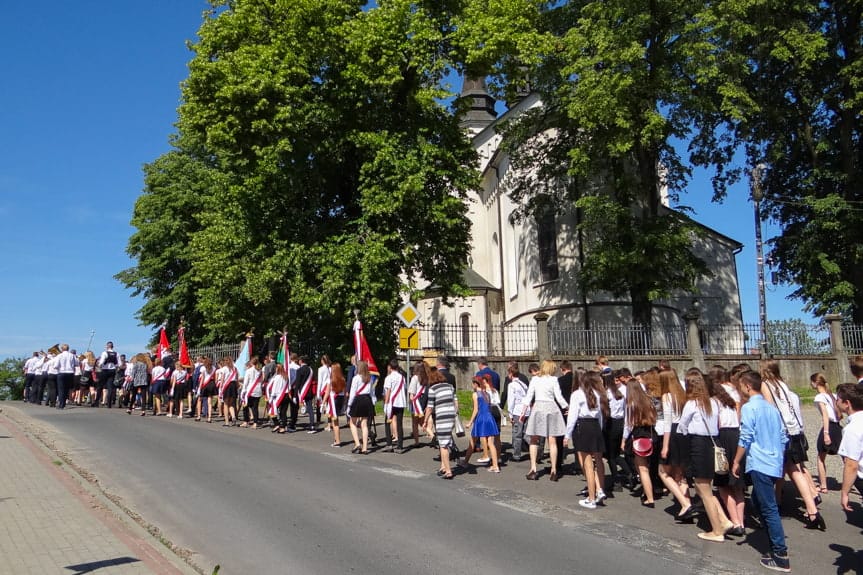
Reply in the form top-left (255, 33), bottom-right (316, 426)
top-left (417, 79), bottom-right (745, 357)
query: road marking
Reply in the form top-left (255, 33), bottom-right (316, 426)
top-left (371, 467), bottom-right (425, 479)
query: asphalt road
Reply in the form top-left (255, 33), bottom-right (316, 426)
top-left (9, 403), bottom-right (861, 575)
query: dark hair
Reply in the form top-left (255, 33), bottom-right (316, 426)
top-left (739, 370), bottom-right (762, 392)
top-left (837, 383), bottom-right (863, 411)
top-left (560, 360), bottom-right (572, 372)
top-left (604, 373), bottom-right (622, 401)
top-left (850, 356), bottom-right (863, 379)
top-left (389, 358), bottom-right (400, 371)
top-left (528, 362), bottom-right (540, 374)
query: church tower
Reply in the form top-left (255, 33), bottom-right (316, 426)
top-left (458, 76), bottom-right (497, 136)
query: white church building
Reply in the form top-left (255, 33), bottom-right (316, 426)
top-left (418, 79), bottom-right (745, 357)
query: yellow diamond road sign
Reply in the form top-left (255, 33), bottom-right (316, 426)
top-left (396, 302), bottom-right (420, 328)
top-left (399, 328), bottom-right (419, 350)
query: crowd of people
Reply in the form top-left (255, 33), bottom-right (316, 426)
top-left (19, 343), bottom-right (863, 573)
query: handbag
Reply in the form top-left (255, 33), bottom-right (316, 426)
top-left (698, 407), bottom-right (728, 475)
top-left (454, 416), bottom-right (466, 438)
top-left (712, 438), bottom-right (729, 475)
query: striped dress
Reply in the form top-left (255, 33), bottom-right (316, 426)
top-left (428, 382), bottom-right (456, 448)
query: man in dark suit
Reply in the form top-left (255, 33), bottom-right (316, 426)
top-left (556, 360), bottom-right (575, 475)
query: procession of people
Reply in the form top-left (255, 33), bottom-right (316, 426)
top-left (18, 336), bottom-right (863, 573)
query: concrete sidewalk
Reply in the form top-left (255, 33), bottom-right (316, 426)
top-left (0, 411), bottom-right (198, 575)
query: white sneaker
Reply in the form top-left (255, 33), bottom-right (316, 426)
top-left (477, 457), bottom-right (491, 464)
top-left (596, 489), bottom-right (607, 504)
top-left (579, 498), bottom-right (597, 509)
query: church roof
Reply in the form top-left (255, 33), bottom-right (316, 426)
top-left (423, 267), bottom-right (499, 295)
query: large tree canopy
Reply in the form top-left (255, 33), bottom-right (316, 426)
top-left (124, 0), bottom-right (477, 353)
top-left (715, 0), bottom-right (863, 322)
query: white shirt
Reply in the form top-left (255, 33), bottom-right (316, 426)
top-left (507, 376), bottom-right (530, 418)
top-left (838, 411), bottom-right (863, 479)
top-left (347, 374), bottom-right (374, 412)
top-left (383, 371), bottom-right (407, 408)
top-left (46, 355), bottom-right (60, 375)
top-left (765, 379), bottom-right (802, 435)
top-left (523, 375), bottom-right (568, 409)
top-left (288, 361), bottom-right (299, 385)
top-left (814, 392), bottom-right (838, 423)
top-left (607, 384), bottom-right (627, 419)
top-left (24, 356), bottom-right (38, 374)
top-left (718, 383), bottom-right (740, 429)
top-left (242, 366), bottom-right (263, 398)
top-left (317, 365), bottom-right (331, 399)
top-left (56, 350), bottom-right (77, 374)
top-left (662, 393), bottom-right (683, 432)
top-left (268, 373), bottom-right (288, 401)
top-left (566, 388), bottom-right (603, 437)
top-left (98, 349), bottom-right (118, 369)
top-left (152, 365), bottom-right (167, 382)
top-left (677, 398), bottom-right (721, 436)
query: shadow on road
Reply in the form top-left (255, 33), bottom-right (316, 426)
top-left (64, 556), bottom-right (140, 574)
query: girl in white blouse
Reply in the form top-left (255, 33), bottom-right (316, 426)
top-left (565, 371), bottom-right (608, 509)
top-left (810, 372), bottom-right (842, 493)
top-left (677, 375), bottom-right (732, 542)
top-left (520, 360), bottom-right (568, 481)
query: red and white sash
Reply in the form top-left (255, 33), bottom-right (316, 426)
top-left (327, 385), bottom-right (339, 416)
top-left (386, 376), bottom-right (405, 420)
top-left (269, 379), bottom-right (289, 417)
top-left (197, 369), bottom-right (216, 396)
top-left (242, 371), bottom-right (263, 404)
top-left (219, 368), bottom-right (237, 400)
top-left (411, 384), bottom-right (425, 416)
top-left (170, 370), bottom-right (187, 397)
top-left (298, 370), bottom-right (314, 403)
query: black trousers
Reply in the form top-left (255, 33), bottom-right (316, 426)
top-left (289, 398), bottom-right (300, 428)
top-left (101, 370), bottom-right (117, 407)
top-left (384, 407), bottom-right (405, 448)
top-left (44, 375), bottom-right (58, 407)
top-left (243, 396), bottom-right (260, 423)
top-left (23, 373), bottom-right (35, 402)
top-left (30, 375), bottom-right (45, 404)
top-left (57, 373), bottom-right (73, 409)
top-left (277, 398), bottom-right (290, 428)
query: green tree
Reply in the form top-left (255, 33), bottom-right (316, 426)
top-left (457, 0), bottom-right (732, 327)
top-left (766, 318), bottom-right (828, 355)
top-left (713, 1), bottom-right (863, 322)
top-left (125, 0), bottom-right (477, 354)
top-left (0, 357), bottom-right (25, 401)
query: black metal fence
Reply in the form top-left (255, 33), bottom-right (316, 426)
top-left (187, 321), bottom-right (859, 361)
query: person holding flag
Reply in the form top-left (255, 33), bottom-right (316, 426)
top-left (240, 357), bottom-right (263, 429)
top-left (318, 355), bottom-right (332, 431)
top-left (347, 360), bottom-right (376, 454)
top-left (352, 318), bottom-right (381, 446)
top-left (168, 364), bottom-right (191, 419)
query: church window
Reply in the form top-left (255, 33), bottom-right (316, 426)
top-left (460, 313), bottom-right (471, 349)
top-left (537, 206), bottom-right (559, 282)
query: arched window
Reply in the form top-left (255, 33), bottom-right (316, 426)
top-left (460, 313), bottom-right (471, 349)
top-left (537, 204), bottom-right (559, 282)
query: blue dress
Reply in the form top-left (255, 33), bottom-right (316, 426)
top-left (471, 392), bottom-right (500, 438)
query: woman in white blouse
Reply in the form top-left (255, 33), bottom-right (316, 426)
top-left (810, 372), bottom-right (842, 493)
top-left (520, 360), bottom-right (568, 482)
top-left (676, 375), bottom-right (732, 542)
top-left (565, 371), bottom-right (608, 509)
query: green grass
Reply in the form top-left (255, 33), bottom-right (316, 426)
top-left (791, 385), bottom-right (816, 406)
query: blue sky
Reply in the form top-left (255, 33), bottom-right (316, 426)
top-left (0, 1), bottom-right (809, 360)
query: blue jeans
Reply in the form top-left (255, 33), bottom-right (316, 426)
top-left (748, 470), bottom-right (787, 556)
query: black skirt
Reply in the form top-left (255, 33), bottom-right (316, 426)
top-left (784, 433), bottom-right (809, 465)
top-left (223, 381), bottom-right (239, 400)
top-left (688, 434), bottom-right (716, 480)
top-left (714, 427), bottom-right (744, 488)
top-left (817, 421), bottom-right (842, 455)
top-left (662, 423), bottom-right (690, 467)
top-left (173, 382), bottom-right (189, 399)
top-left (574, 418), bottom-right (605, 453)
top-left (349, 394), bottom-right (375, 418)
top-left (200, 381), bottom-right (217, 397)
top-left (604, 418), bottom-right (624, 460)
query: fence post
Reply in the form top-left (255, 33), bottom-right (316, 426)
top-left (684, 308), bottom-right (705, 371)
top-left (535, 313), bottom-right (550, 361)
top-left (826, 314), bottom-right (852, 383)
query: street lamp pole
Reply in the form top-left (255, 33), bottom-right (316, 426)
top-left (751, 164), bottom-right (768, 356)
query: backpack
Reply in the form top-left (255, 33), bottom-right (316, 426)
top-left (104, 350), bottom-right (118, 366)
